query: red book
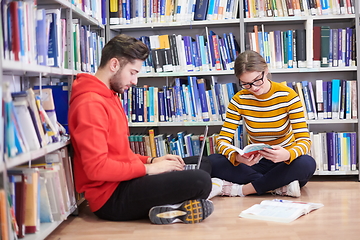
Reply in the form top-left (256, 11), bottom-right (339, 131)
top-left (212, 35), bottom-right (221, 70)
top-left (313, 26), bottom-right (321, 68)
top-left (9, 1), bottom-right (20, 61)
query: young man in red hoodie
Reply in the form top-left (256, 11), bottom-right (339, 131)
top-left (68, 34), bottom-right (213, 224)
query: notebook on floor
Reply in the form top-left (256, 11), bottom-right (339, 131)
top-left (183, 125), bottom-right (209, 170)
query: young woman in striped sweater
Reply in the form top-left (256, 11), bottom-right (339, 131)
top-left (208, 50), bottom-right (316, 199)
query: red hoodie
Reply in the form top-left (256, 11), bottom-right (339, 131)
top-left (68, 73), bottom-right (148, 212)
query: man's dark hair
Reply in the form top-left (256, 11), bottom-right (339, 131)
top-left (98, 34), bottom-right (149, 69)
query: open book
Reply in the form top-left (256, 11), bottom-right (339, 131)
top-left (221, 142), bottom-right (273, 158)
top-left (239, 199), bottom-right (324, 223)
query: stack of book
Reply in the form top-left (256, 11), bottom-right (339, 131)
top-left (139, 31), bottom-right (240, 74)
top-left (247, 25), bottom-right (356, 69)
top-left (109, 0), bottom-right (240, 25)
top-left (0, 2), bottom-right (105, 71)
top-left (121, 76), bottom-right (238, 123)
top-left (245, 0), bottom-right (355, 18)
top-left (310, 131), bottom-right (357, 172)
top-left (6, 148), bottom-right (76, 238)
top-left (283, 79), bottom-right (357, 121)
top-left (130, 127), bottom-right (243, 158)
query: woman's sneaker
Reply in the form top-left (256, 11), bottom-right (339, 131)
top-left (274, 180), bottom-right (301, 197)
top-left (149, 199), bottom-right (214, 224)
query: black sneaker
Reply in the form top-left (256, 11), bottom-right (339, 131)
top-left (149, 199), bottom-right (214, 224)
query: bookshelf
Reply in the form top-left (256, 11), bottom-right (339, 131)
top-left (108, 1), bottom-right (360, 180)
top-left (0, 0), bottom-right (105, 239)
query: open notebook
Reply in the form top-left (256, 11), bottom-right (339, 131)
top-left (183, 125), bottom-right (209, 170)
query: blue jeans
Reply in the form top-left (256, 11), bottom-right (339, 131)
top-left (208, 154), bottom-right (316, 195)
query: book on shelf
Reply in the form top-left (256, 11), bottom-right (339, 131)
top-left (220, 142), bottom-right (273, 158)
top-left (239, 199), bottom-right (324, 223)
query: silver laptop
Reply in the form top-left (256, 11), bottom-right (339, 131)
top-left (183, 125), bottom-right (209, 170)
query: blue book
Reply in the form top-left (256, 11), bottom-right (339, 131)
top-left (183, 36), bottom-right (194, 71)
top-left (186, 84), bottom-right (196, 120)
top-left (308, 82), bottom-right (318, 120)
top-left (207, 90), bottom-right (217, 118)
top-left (345, 27), bottom-right (351, 67)
top-left (192, 40), bottom-right (202, 71)
top-left (125, 0), bottom-right (131, 23)
top-left (301, 81), bottom-right (315, 120)
top-left (207, 31), bottom-right (216, 69)
top-left (326, 132), bottom-right (336, 171)
top-left (17, 1), bottom-right (26, 62)
top-left (197, 35), bottom-right (208, 71)
top-left (189, 77), bottom-right (202, 121)
top-left (159, 0), bottom-right (165, 21)
top-left (184, 133), bottom-right (194, 157)
top-left (226, 82), bottom-right (237, 100)
top-left (350, 132), bottom-right (357, 170)
top-left (218, 38), bottom-right (228, 70)
top-left (167, 87), bottom-right (176, 121)
top-left (137, 87), bottom-right (144, 122)
top-left (228, 32), bottom-right (238, 63)
top-left (345, 80), bottom-right (351, 119)
top-left (36, 9), bottom-right (47, 65)
top-left (177, 131), bottom-right (187, 158)
top-left (335, 133), bottom-right (341, 171)
top-left (206, 0), bottom-right (216, 20)
top-left (131, 86), bottom-right (137, 122)
top-left (258, 31), bottom-right (264, 59)
top-left (287, 30), bottom-right (293, 68)
top-left (148, 87), bottom-right (155, 122)
top-left (327, 81), bottom-right (332, 119)
top-left (339, 79), bottom-right (346, 119)
top-left (162, 86), bottom-right (169, 122)
top-left (214, 83), bottom-right (226, 121)
top-left (158, 90), bottom-right (166, 122)
top-left (331, 79), bottom-right (341, 119)
top-left (197, 78), bottom-right (210, 122)
top-left (194, 0), bottom-right (209, 20)
top-left (174, 78), bottom-right (184, 121)
top-left (46, 12), bottom-right (59, 67)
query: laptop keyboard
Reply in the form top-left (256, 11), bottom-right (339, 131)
top-left (184, 164), bottom-right (197, 170)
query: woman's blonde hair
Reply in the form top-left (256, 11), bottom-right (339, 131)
top-left (234, 50), bottom-right (268, 78)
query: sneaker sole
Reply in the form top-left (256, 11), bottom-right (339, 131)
top-left (149, 199), bottom-right (214, 224)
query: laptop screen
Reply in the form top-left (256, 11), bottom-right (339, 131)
top-left (196, 125), bottom-right (209, 169)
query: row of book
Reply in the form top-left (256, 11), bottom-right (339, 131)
top-left (310, 131), bottom-right (357, 172)
top-left (284, 79), bottom-right (358, 120)
top-left (130, 128), bottom-right (243, 158)
top-left (0, 1), bottom-right (105, 71)
top-left (3, 82), bottom-right (66, 158)
top-left (245, 0), bottom-right (356, 18)
top-left (121, 76), bottom-right (237, 123)
top-left (72, 22), bottom-right (105, 73)
top-left (247, 25), bottom-right (356, 69)
top-left (4, 148), bottom-right (76, 238)
top-left (139, 31), bottom-right (240, 74)
top-left (109, 0), bottom-right (240, 25)
top-left (72, 0), bottom-right (106, 24)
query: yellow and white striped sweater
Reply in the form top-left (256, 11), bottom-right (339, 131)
top-left (216, 81), bottom-right (311, 166)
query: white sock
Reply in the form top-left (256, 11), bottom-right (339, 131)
top-left (237, 184), bottom-right (245, 197)
top-left (224, 182), bottom-right (245, 197)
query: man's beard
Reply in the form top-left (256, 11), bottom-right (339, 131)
top-left (109, 70), bottom-right (123, 94)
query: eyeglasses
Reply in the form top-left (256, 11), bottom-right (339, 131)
top-left (239, 72), bottom-right (265, 89)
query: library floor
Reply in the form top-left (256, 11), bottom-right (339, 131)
top-left (46, 176), bottom-right (360, 240)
